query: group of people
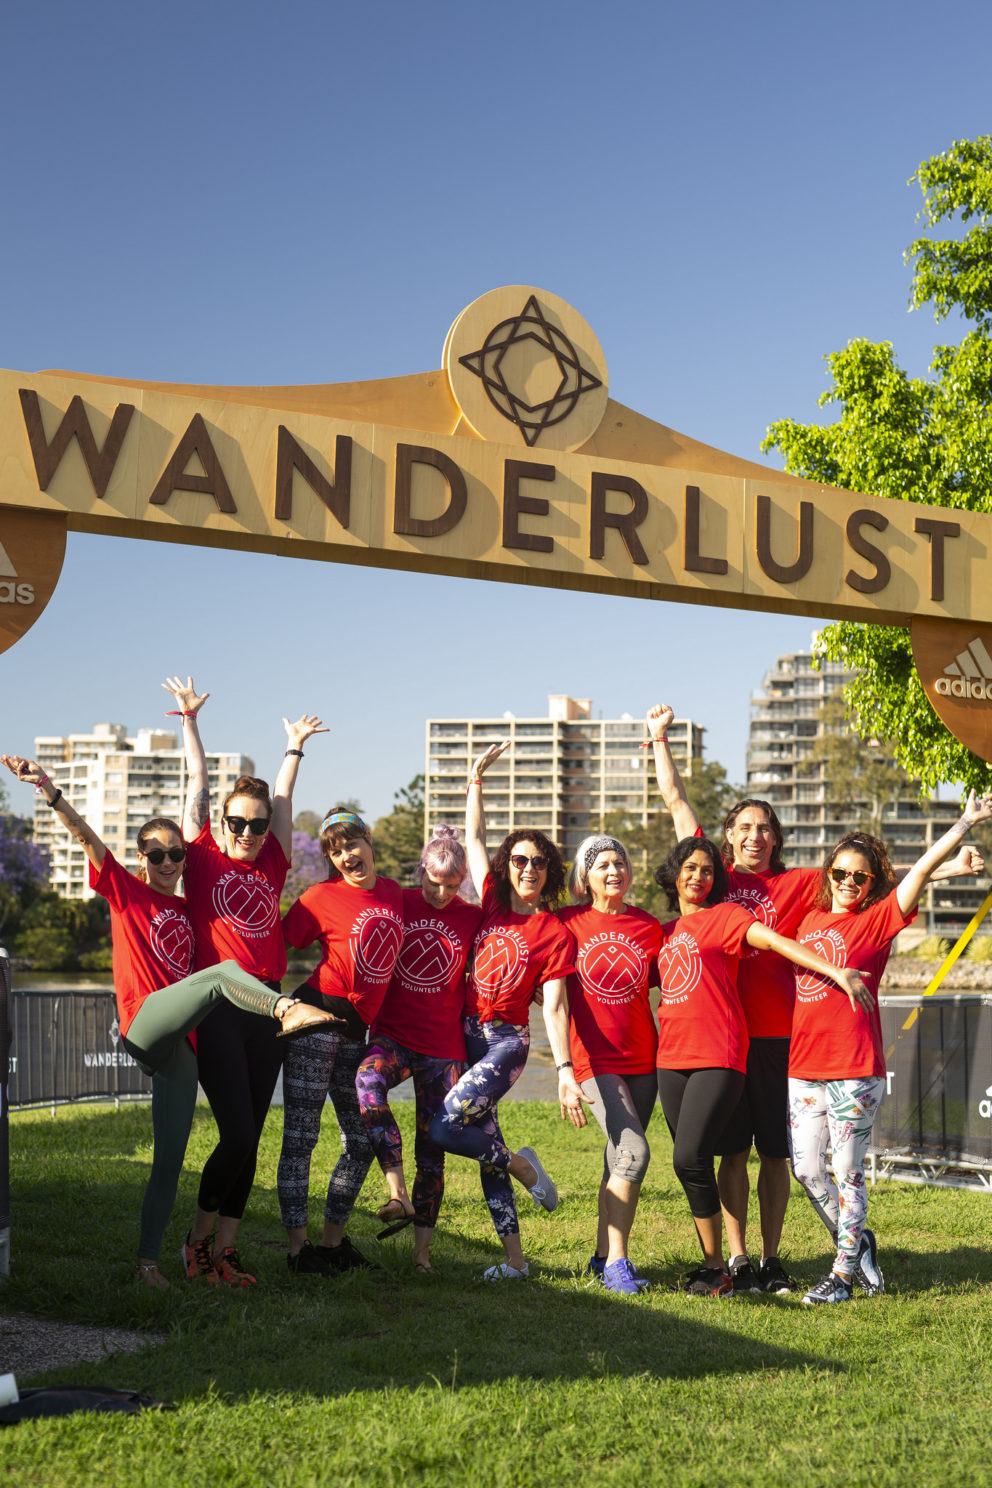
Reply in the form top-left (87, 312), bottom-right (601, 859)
top-left (5, 685), bottom-right (990, 1307)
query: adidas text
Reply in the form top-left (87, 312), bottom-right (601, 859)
top-left (0, 581), bottom-right (34, 605)
top-left (935, 676), bottom-right (992, 701)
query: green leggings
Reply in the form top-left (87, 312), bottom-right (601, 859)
top-left (123, 961), bottom-right (283, 1261)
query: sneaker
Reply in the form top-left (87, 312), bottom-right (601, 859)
top-left (316, 1236), bottom-right (377, 1274)
top-left (603, 1258), bottom-right (649, 1295)
top-left (586, 1253), bottom-right (606, 1279)
top-left (517, 1146), bottom-right (558, 1213)
top-left (758, 1256), bottom-right (796, 1294)
top-left (853, 1227), bottom-right (884, 1295)
top-left (802, 1271), bottom-right (853, 1305)
top-left (482, 1261), bottom-right (530, 1281)
top-left (213, 1246), bottom-right (257, 1287)
top-left (287, 1240), bottom-right (331, 1277)
top-left (682, 1266), bottom-right (733, 1297)
top-left (728, 1255), bottom-right (762, 1294)
top-left (181, 1232), bottom-right (218, 1285)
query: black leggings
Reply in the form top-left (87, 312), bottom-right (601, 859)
top-left (195, 991), bottom-right (284, 1219)
top-left (656, 1066), bottom-right (745, 1218)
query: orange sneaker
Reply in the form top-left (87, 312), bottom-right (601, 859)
top-left (213, 1246), bottom-right (257, 1287)
top-left (181, 1232), bottom-right (219, 1285)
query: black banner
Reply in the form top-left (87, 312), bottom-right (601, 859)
top-left (877, 994), bottom-right (992, 1164)
top-left (7, 990), bottom-right (152, 1110)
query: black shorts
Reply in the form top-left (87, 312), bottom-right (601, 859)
top-left (714, 1036), bottom-right (790, 1159)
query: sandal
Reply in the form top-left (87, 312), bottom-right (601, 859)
top-left (135, 1261), bottom-right (169, 1290)
top-left (376, 1198), bottom-right (416, 1240)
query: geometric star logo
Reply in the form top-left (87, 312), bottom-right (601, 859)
top-left (458, 294), bottom-right (603, 447)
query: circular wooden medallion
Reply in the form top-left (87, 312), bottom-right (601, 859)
top-left (911, 616), bottom-right (992, 764)
top-left (0, 506), bottom-right (67, 656)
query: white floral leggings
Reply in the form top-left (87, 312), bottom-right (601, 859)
top-left (787, 1076), bottom-right (885, 1278)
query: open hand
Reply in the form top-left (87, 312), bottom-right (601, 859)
top-left (646, 704), bottom-right (674, 741)
top-left (837, 968), bottom-right (874, 1015)
top-left (162, 675), bottom-right (210, 717)
top-left (558, 1073), bottom-right (592, 1129)
top-left (961, 790), bottom-right (992, 830)
top-left (470, 739), bottom-right (510, 780)
top-left (283, 713), bottom-right (329, 751)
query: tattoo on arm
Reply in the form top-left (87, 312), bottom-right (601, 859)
top-left (191, 788), bottom-right (210, 830)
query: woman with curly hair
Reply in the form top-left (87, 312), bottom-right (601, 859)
top-left (654, 835), bottom-right (869, 1298)
top-left (789, 792), bottom-right (992, 1305)
top-left (430, 740), bottom-right (576, 1280)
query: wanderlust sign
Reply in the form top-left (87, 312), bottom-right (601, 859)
top-left (1, 285), bottom-right (990, 754)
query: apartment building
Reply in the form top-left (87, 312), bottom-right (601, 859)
top-left (425, 695), bottom-right (705, 861)
top-left (33, 723), bottom-right (252, 899)
top-left (747, 652), bottom-right (985, 936)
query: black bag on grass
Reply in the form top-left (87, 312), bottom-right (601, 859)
top-left (0, 1386), bottom-right (172, 1424)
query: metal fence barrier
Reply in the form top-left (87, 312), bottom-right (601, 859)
top-left (874, 993), bottom-right (992, 1190)
top-left (7, 989), bottom-right (151, 1112)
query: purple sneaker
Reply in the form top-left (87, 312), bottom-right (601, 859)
top-left (603, 1258), bottom-right (649, 1295)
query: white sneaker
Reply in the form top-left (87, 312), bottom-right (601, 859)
top-left (517, 1146), bottom-right (558, 1213)
top-left (482, 1262), bottom-right (530, 1281)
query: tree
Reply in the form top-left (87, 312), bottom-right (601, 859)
top-left (14, 893), bottom-right (109, 972)
top-left (0, 780), bottom-right (50, 940)
top-left (762, 136), bottom-right (992, 797)
top-left (373, 775), bottom-right (425, 884)
top-left (282, 830), bottom-right (327, 910)
top-left (797, 695), bottom-right (907, 837)
top-left (603, 758), bottom-right (742, 918)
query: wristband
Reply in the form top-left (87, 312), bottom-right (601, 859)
top-left (165, 710), bottom-right (199, 718)
top-left (285, 749), bottom-right (304, 758)
top-left (46, 789), bottom-right (63, 810)
top-left (640, 733), bottom-right (668, 748)
top-left (556, 1061), bottom-right (573, 1072)
top-left (468, 778), bottom-right (482, 787)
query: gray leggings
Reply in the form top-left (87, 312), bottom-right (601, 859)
top-left (579, 1071), bottom-right (657, 1185)
top-left (123, 960), bottom-right (283, 1259)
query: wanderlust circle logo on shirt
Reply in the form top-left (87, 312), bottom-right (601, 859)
top-left (350, 906), bottom-right (404, 985)
top-left (472, 924), bottom-right (529, 998)
top-left (726, 884), bottom-right (775, 958)
top-left (657, 930), bottom-right (702, 1004)
top-left (796, 926), bottom-right (846, 1002)
top-left (395, 917), bottom-right (461, 994)
top-left (149, 905), bottom-right (195, 978)
top-left (212, 869), bottom-right (280, 939)
top-left (577, 932), bottom-right (647, 1004)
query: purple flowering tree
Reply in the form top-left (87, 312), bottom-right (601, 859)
top-left (281, 829), bottom-right (326, 911)
top-left (0, 803), bottom-right (50, 935)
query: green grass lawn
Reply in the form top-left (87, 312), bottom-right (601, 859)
top-left (2, 1099), bottom-right (991, 1487)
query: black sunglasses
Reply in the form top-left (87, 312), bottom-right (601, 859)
top-left (224, 815), bottom-right (270, 837)
top-left (510, 853), bottom-right (548, 871)
top-left (143, 846), bottom-right (187, 865)
top-left (830, 867), bottom-right (873, 886)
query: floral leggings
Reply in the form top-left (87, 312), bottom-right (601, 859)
top-left (788, 1075), bottom-right (886, 1278)
top-left (355, 1034), bottom-right (462, 1229)
top-left (277, 1026), bottom-right (374, 1230)
top-left (428, 1015), bottom-right (530, 1239)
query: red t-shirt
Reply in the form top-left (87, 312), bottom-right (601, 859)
top-left (558, 903), bottom-right (662, 1083)
top-left (724, 866), bottom-right (821, 1038)
top-left (789, 891), bottom-right (916, 1081)
top-left (371, 888), bottom-right (483, 1060)
top-left (283, 876), bottom-right (404, 1027)
top-left (465, 875), bottom-right (577, 1026)
top-left (182, 822), bottom-right (288, 980)
top-left (89, 851), bottom-right (195, 1036)
top-left (655, 901), bottom-right (755, 1073)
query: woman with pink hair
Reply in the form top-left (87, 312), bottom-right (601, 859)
top-left (355, 825), bottom-right (482, 1271)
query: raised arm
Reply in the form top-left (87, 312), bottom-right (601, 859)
top-left (541, 978), bottom-right (590, 1128)
top-left (1, 755), bottom-right (105, 870)
top-left (465, 739), bottom-right (509, 898)
top-left (746, 922), bottom-right (873, 1015)
top-left (921, 842), bottom-right (985, 882)
top-left (271, 713), bottom-right (329, 858)
top-left (647, 704), bottom-right (700, 841)
top-left (895, 791), bottom-right (992, 916)
top-left (162, 675), bottom-right (210, 839)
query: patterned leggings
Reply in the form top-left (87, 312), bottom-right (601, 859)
top-left (429, 1015), bottom-right (529, 1240)
top-left (355, 1035), bottom-right (462, 1229)
top-left (788, 1076), bottom-right (886, 1278)
top-left (277, 1026), bottom-right (374, 1230)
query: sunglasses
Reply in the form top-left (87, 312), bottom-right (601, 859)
top-left (224, 815), bottom-right (270, 837)
top-left (143, 847), bottom-right (187, 865)
top-left (510, 853), bottom-right (548, 872)
top-left (830, 867), bottom-right (873, 886)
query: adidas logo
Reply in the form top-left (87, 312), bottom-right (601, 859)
top-left (0, 540), bottom-right (35, 606)
top-left (935, 637), bottom-right (992, 701)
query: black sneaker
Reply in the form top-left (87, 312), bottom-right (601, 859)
top-left (802, 1271), bottom-right (853, 1305)
top-left (316, 1236), bottom-right (378, 1273)
top-left (682, 1265), bottom-right (733, 1297)
top-left (287, 1240), bottom-right (331, 1277)
top-left (728, 1255), bottom-right (762, 1294)
top-left (852, 1227), bottom-right (884, 1295)
top-left (758, 1256), bottom-right (796, 1293)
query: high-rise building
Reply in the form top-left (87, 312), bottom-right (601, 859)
top-left (33, 723), bottom-right (253, 899)
top-left (747, 652), bottom-right (985, 936)
top-left (425, 695), bottom-right (704, 861)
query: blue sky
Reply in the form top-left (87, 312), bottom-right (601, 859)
top-left (2, 1), bottom-right (989, 819)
